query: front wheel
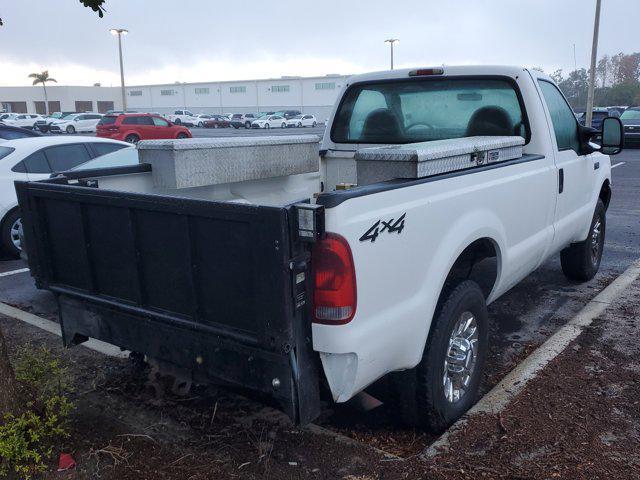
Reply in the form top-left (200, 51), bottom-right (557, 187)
top-left (174, 118), bottom-right (182, 125)
top-left (312, 121), bottom-right (317, 127)
top-left (392, 280), bottom-right (488, 432)
top-left (124, 134), bottom-right (140, 144)
top-left (281, 123), bottom-right (286, 128)
top-left (245, 121), bottom-right (252, 129)
top-left (176, 132), bottom-right (189, 139)
top-left (265, 123), bottom-right (270, 129)
top-left (197, 121), bottom-right (203, 128)
top-left (66, 125), bottom-right (76, 134)
top-left (560, 199), bottom-right (606, 281)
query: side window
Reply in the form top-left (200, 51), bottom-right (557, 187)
top-left (137, 116), bottom-right (154, 126)
top-left (152, 117), bottom-right (169, 127)
top-left (122, 116), bottom-right (138, 125)
top-left (185, 111), bottom-right (193, 116)
top-left (22, 150), bottom-right (51, 173)
top-left (44, 144), bottom-right (92, 171)
top-left (75, 115), bottom-right (86, 121)
top-left (91, 142), bottom-right (126, 156)
top-left (538, 81), bottom-right (581, 153)
top-left (11, 161), bottom-right (27, 173)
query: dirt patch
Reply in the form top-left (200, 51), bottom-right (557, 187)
top-left (424, 280), bottom-right (640, 479)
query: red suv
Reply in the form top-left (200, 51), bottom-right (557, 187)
top-left (96, 114), bottom-right (192, 143)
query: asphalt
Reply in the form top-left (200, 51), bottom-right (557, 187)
top-left (0, 143), bottom-right (638, 434)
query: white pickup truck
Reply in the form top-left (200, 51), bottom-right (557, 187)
top-left (17, 66), bottom-right (623, 431)
top-left (166, 109), bottom-right (199, 126)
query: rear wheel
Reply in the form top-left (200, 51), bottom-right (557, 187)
top-left (174, 118), bottom-right (182, 125)
top-left (392, 280), bottom-right (488, 432)
top-left (281, 122), bottom-right (286, 128)
top-left (176, 132), bottom-right (189, 139)
top-left (560, 199), bottom-right (606, 281)
top-left (265, 123), bottom-right (270, 129)
top-left (1, 209), bottom-right (22, 258)
top-left (298, 122), bottom-right (303, 128)
top-left (197, 121), bottom-right (203, 128)
top-left (312, 121), bottom-right (317, 127)
top-left (66, 125), bottom-right (76, 134)
top-left (124, 134), bottom-right (140, 144)
top-left (245, 121), bottom-right (252, 129)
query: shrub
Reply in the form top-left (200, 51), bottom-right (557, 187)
top-left (0, 346), bottom-right (74, 479)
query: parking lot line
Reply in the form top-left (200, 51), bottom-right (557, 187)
top-left (612, 162), bottom-right (626, 169)
top-left (0, 267), bottom-right (30, 277)
top-left (0, 301), bottom-right (129, 358)
top-left (423, 256), bottom-right (640, 459)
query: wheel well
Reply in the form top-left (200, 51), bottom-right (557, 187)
top-left (599, 180), bottom-right (611, 210)
top-left (441, 238), bottom-right (498, 302)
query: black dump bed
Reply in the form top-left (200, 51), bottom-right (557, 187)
top-left (15, 175), bottom-right (321, 424)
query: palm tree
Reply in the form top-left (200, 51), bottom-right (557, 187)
top-left (28, 70), bottom-right (57, 116)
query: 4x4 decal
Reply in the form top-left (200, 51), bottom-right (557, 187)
top-left (359, 213), bottom-right (406, 243)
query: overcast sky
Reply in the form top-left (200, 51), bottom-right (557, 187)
top-left (0, 0), bottom-right (636, 87)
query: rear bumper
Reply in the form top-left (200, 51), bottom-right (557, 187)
top-left (96, 131), bottom-right (123, 140)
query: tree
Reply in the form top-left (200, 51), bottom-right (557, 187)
top-left (596, 55), bottom-right (610, 88)
top-left (550, 69), bottom-right (564, 85)
top-left (28, 71), bottom-right (57, 116)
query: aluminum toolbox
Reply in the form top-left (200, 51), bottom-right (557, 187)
top-left (355, 136), bottom-right (525, 185)
top-left (137, 135), bottom-right (320, 189)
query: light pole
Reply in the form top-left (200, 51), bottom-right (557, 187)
top-left (585, 0), bottom-right (602, 128)
top-left (110, 28), bottom-right (129, 112)
top-left (384, 39), bottom-right (399, 70)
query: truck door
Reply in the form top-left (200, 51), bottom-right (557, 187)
top-left (536, 80), bottom-right (595, 251)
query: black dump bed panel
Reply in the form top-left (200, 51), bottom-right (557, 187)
top-left (16, 179), bottom-right (320, 424)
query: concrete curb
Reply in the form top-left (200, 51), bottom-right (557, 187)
top-left (0, 301), bottom-right (129, 358)
top-left (422, 258), bottom-right (640, 459)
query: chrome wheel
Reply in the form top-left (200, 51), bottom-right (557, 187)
top-left (10, 217), bottom-right (22, 251)
top-left (443, 311), bottom-right (479, 403)
top-left (591, 218), bottom-right (602, 264)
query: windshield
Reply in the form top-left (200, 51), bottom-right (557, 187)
top-left (331, 78), bottom-right (527, 144)
top-left (621, 109), bottom-right (640, 120)
top-left (71, 147), bottom-right (138, 171)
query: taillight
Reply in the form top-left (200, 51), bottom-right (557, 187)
top-left (312, 233), bottom-right (356, 325)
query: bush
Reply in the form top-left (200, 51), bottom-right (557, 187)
top-left (0, 346), bottom-right (73, 479)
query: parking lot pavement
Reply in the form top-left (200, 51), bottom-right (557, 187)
top-left (0, 149), bottom-right (637, 458)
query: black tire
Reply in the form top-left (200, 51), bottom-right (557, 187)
top-left (312, 121), bottom-right (317, 127)
top-left (560, 199), bottom-right (606, 281)
top-left (245, 121), bottom-right (251, 129)
top-left (233, 125), bottom-right (240, 129)
top-left (392, 280), bottom-right (488, 432)
top-left (174, 118), bottom-right (181, 125)
top-left (124, 134), bottom-right (140, 144)
top-left (1, 209), bottom-right (22, 258)
top-left (176, 132), bottom-right (189, 139)
top-left (197, 121), bottom-right (203, 128)
top-left (66, 125), bottom-right (76, 134)
top-left (298, 122), bottom-right (302, 128)
top-left (265, 123), bottom-right (270, 129)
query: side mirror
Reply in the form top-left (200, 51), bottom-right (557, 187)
top-left (601, 116), bottom-right (624, 155)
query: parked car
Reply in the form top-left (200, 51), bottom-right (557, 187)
top-left (2, 114), bottom-right (45, 129)
top-left (96, 113), bottom-right (192, 143)
top-left (619, 106), bottom-right (640, 146)
top-left (167, 110), bottom-right (199, 126)
top-left (576, 108), bottom-right (609, 130)
top-left (49, 113), bottom-right (104, 134)
top-left (0, 136), bottom-right (129, 256)
top-left (16, 65), bottom-right (622, 432)
top-left (203, 115), bottom-right (231, 128)
top-left (251, 114), bottom-right (286, 129)
top-left (229, 113), bottom-right (260, 129)
top-left (34, 111), bottom-right (76, 132)
top-left (192, 114), bottom-right (215, 128)
top-left (273, 110), bottom-right (302, 120)
top-left (285, 114), bottom-right (318, 128)
top-left (0, 124), bottom-right (41, 141)
top-left (0, 113), bottom-right (20, 124)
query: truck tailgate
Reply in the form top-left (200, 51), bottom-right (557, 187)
top-left (15, 179), bottom-right (321, 424)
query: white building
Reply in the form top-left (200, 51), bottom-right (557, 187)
top-left (0, 74), bottom-right (349, 119)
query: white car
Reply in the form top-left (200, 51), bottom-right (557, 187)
top-left (167, 110), bottom-right (199, 126)
top-left (0, 113), bottom-right (21, 124)
top-left (284, 114), bottom-right (317, 128)
top-left (193, 114), bottom-right (216, 128)
top-left (251, 114), bottom-right (286, 129)
top-left (2, 114), bottom-right (44, 129)
top-left (49, 113), bottom-right (104, 134)
top-left (0, 136), bottom-right (129, 255)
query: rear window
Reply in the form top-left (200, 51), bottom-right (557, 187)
top-left (331, 78), bottom-right (527, 144)
top-left (0, 146), bottom-right (15, 161)
top-left (98, 116), bottom-right (118, 125)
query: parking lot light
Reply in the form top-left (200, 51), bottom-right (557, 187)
top-left (384, 38), bottom-right (399, 70)
top-left (110, 28), bottom-right (129, 113)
